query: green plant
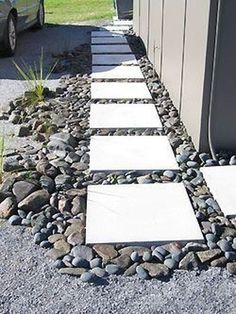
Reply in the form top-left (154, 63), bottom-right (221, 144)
top-left (0, 135), bottom-right (5, 184)
top-left (13, 49), bottom-right (57, 106)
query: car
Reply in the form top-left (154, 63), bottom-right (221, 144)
top-left (0, 0), bottom-right (45, 56)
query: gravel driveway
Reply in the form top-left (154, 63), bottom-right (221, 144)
top-left (0, 24), bottom-right (93, 113)
top-left (0, 221), bottom-right (235, 314)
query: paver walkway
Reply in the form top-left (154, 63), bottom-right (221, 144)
top-left (87, 20), bottom-right (204, 245)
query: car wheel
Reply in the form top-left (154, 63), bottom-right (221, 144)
top-left (34, 1), bottom-right (45, 29)
top-left (2, 13), bottom-right (17, 57)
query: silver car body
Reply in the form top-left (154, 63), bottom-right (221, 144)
top-left (0, 0), bottom-right (41, 43)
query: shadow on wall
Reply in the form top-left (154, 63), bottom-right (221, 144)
top-left (0, 24), bottom-right (99, 80)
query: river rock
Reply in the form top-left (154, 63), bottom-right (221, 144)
top-left (0, 197), bottom-right (16, 218)
top-left (111, 254), bottom-right (132, 269)
top-left (142, 262), bottom-right (169, 278)
top-left (18, 190), bottom-right (50, 213)
top-left (196, 249), bottom-right (222, 263)
top-left (71, 245), bottom-right (94, 261)
top-left (59, 267), bottom-right (86, 276)
top-left (227, 262), bottom-right (236, 275)
top-left (12, 181), bottom-right (38, 203)
top-left (93, 244), bottom-right (118, 261)
top-left (179, 252), bottom-right (199, 270)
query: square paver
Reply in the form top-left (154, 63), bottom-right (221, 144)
top-left (90, 103), bottom-right (162, 129)
top-left (201, 165), bottom-right (236, 217)
top-left (103, 26), bottom-right (130, 31)
top-left (92, 37), bottom-right (128, 44)
top-left (89, 136), bottom-right (178, 171)
top-left (113, 20), bottom-right (133, 26)
top-left (91, 65), bottom-right (144, 79)
top-left (91, 44), bottom-right (132, 54)
top-left (86, 183), bottom-right (204, 244)
top-left (91, 82), bottom-right (152, 99)
top-left (92, 31), bottom-right (124, 37)
top-left (92, 54), bottom-right (138, 65)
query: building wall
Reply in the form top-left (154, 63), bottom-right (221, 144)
top-left (148, 0), bottom-right (163, 75)
top-left (161, 0), bottom-right (186, 110)
top-left (139, 0), bottom-right (150, 49)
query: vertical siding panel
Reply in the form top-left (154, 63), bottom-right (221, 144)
top-left (148, 0), bottom-right (163, 76)
top-left (139, 0), bottom-right (150, 50)
top-left (161, 0), bottom-right (186, 110)
top-left (181, 0), bottom-right (211, 149)
top-left (133, 0), bottom-right (140, 35)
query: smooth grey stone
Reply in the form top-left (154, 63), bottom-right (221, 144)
top-left (34, 232), bottom-right (47, 245)
top-left (105, 264), bottom-right (121, 275)
top-left (50, 132), bottom-right (77, 147)
top-left (229, 156), bottom-right (236, 165)
top-left (53, 260), bottom-right (64, 269)
top-left (163, 170), bottom-right (175, 179)
top-left (152, 250), bottom-right (164, 262)
top-left (90, 267), bottom-right (106, 278)
top-left (186, 161), bottom-right (199, 168)
top-left (80, 272), bottom-right (94, 283)
top-left (17, 209), bottom-right (27, 219)
top-left (130, 251), bottom-right (141, 263)
top-left (225, 251), bottom-right (236, 261)
top-left (90, 258), bottom-right (102, 269)
top-left (217, 239), bottom-right (232, 252)
top-left (199, 153), bottom-right (210, 163)
top-left (205, 159), bottom-right (219, 166)
top-left (207, 241), bottom-right (218, 249)
top-left (143, 251), bottom-right (152, 262)
top-left (153, 246), bottom-right (168, 256)
top-left (40, 240), bottom-right (52, 249)
top-left (72, 257), bottom-right (90, 268)
top-left (136, 266), bottom-right (149, 280)
top-left (8, 215), bottom-right (21, 225)
top-left (21, 218), bottom-right (31, 226)
top-left (211, 223), bottom-right (221, 236)
top-left (172, 252), bottom-right (184, 262)
top-left (195, 211), bottom-right (206, 221)
top-left (164, 258), bottom-right (178, 269)
top-left (205, 233), bottom-right (217, 243)
top-left (206, 198), bottom-right (220, 210)
top-left (40, 176), bottom-right (55, 193)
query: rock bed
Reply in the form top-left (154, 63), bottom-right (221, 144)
top-left (0, 33), bottom-right (236, 283)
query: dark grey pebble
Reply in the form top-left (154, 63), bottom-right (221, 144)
top-left (143, 251), bottom-right (152, 262)
top-left (164, 258), bottom-right (178, 269)
top-left (8, 215), bottom-right (22, 225)
top-left (53, 260), bottom-right (65, 269)
top-left (90, 267), bottom-right (106, 278)
top-left (90, 258), bottom-right (102, 269)
top-left (17, 210), bottom-right (26, 219)
top-left (72, 257), bottom-right (90, 268)
top-left (136, 266), bottom-right (149, 280)
top-left (105, 264), bottom-right (121, 275)
top-left (80, 272), bottom-right (95, 283)
top-left (34, 232), bottom-right (47, 245)
top-left (225, 251), bottom-right (236, 261)
top-left (152, 250), bottom-right (164, 262)
top-left (217, 239), bottom-right (232, 252)
top-left (130, 251), bottom-right (140, 262)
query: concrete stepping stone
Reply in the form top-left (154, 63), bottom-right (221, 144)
top-left (91, 65), bottom-right (144, 79)
top-left (92, 54), bottom-right (138, 65)
top-left (201, 165), bottom-right (236, 217)
top-left (90, 103), bottom-right (162, 129)
top-left (86, 183), bottom-right (204, 244)
top-left (92, 37), bottom-right (128, 44)
top-left (103, 25), bottom-right (130, 32)
top-left (91, 82), bottom-right (152, 99)
top-left (92, 31), bottom-right (124, 37)
top-left (91, 44), bottom-right (132, 54)
top-left (89, 136), bottom-right (178, 171)
top-left (113, 20), bottom-right (133, 26)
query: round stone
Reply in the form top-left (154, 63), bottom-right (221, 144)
top-left (217, 239), bottom-right (232, 252)
top-left (91, 267), bottom-right (106, 278)
top-left (130, 251), bottom-right (140, 262)
top-left (80, 272), bottom-right (94, 283)
top-left (34, 232), bottom-right (47, 245)
top-left (52, 260), bottom-right (65, 269)
top-left (8, 215), bottom-right (22, 225)
top-left (72, 257), bottom-right (90, 268)
top-left (143, 251), bottom-right (152, 262)
top-left (136, 265), bottom-right (149, 280)
top-left (40, 240), bottom-right (52, 249)
top-left (105, 264), bottom-right (121, 275)
top-left (164, 258), bottom-right (178, 269)
top-left (90, 258), bottom-right (102, 269)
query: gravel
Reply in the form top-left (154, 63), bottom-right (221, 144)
top-left (0, 222), bottom-right (236, 314)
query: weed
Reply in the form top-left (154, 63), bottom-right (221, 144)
top-left (13, 49), bottom-right (57, 106)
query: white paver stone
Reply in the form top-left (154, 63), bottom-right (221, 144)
top-left (201, 165), bottom-right (236, 217)
top-left (91, 82), bottom-right (152, 99)
top-left (91, 65), bottom-right (144, 79)
top-left (92, 54), bottom-right (138, 65)
top-left (92, 31), bottom-right (124, 37)
top-left (92, 37), bottom-right (128, 44)
top-left (91, 44), bottom-right (132, 54)
top-left (90, 103), bottom-right (162, 129)
top-left (86, 183), bottom-right (204, 244)
top-left (90, 136), bottom-right (178, 171)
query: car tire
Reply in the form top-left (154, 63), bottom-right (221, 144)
top-left (34, 1), bottom-right (45, 29)
top-left (2, 13), bottom-right (17, 57)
